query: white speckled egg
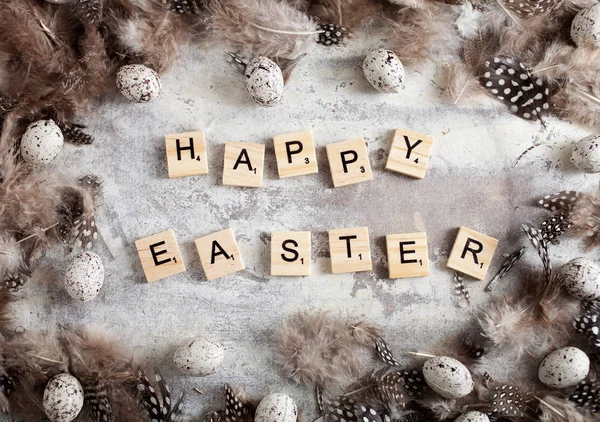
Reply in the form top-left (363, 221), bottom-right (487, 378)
top-left (244, 57), bottom-right (284, 107)
top-left (455, 411), bottom-right (490, 422)
top-left (255, 393), bottom-right (298, 422)
top-left (116, 64), bottom-right (162, 103)
top-left (20, 119), bottom-right (64, 165)
top-left (560, 258), bottom-right (600, 300)
top-left (422, 356), bottom-right (474, 399)
top-left (362, 48), bottom-right (405, 94)
top-left (571, 134), bottom-right (600, 173)
top-left (538, 347), bottom-right (590, 389)
top-left (173, 336), bottom-right (224, 376)
top-left (571, 4), bottom-right (600, 47)
top-left (43, 373), bottom-right (84, 422)
top-left (64, 251), bottom-right (104, 302)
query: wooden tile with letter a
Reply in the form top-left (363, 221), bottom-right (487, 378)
top-left (447, 226), bottom-right (498, 280)
top-left (273, 130), bottom-right (318, 179)
top-left (195, 228), bottom-right (245, 280)
top-left (165, 131), bottom-right (208, 178)
top-left (328, 227), bottom-right (372, 273)
top-left (222, 142), bottom-right (265, 188)
top-left (271, 231), bottom-right (311, 276)
top-left (326, 138), bottom-right (373, 187)
top-left (386, 232), bottom-right (429, 278)
top-left (385, 128), bottom-right (434, 179)
top-left (135, 229), bottom-right (185, 282)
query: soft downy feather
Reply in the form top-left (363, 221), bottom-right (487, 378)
top-left (538, 395), bottom-right (588, 422)
top-left (569, 193), bottom-right (600, 249)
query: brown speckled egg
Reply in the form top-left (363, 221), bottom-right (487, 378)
top-left (538, 347), bottom-right (590, 389)
top-left (362, 49), bottom-right (405, 94)
top-left (20, 119), bottom-right (64, 165)
top-left (116, 64), bottom-right (162, 103)
top-left (560, 258), bottom-right (600, 300)
top-left (571, 4), bottom-right (600, 47)
top-left (173, 336), bottom-right (224, 376)
top-left (455, 411), bottom-right (490, 422)
top-left (64, 251), bottom-right (104, 302)
top-left (43, 373), bottom-right (84, 422)
top-left (244, 57), bottom-right (284, 107)
top-left (255, 393), bottom-right (297, 422)
top-left (422, 356), bottom-right (474, 399)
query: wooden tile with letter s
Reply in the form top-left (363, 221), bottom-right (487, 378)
top-left (385, 128), bottom-right (434, 179)
top-left (271, 231), bottom-right (311, 276)
top-left (165, 131), bottom-right (209, 178)
top-left (328, 227), bottom-right (372, 273)
top-left (135, 229), bottom-right (185, 282)
top-left (326, 138), bottom-right (373, 187)
top-left (273, 130), bottom-right (318, 179)
top-left (447, 226), bottom-right (498, 280)
top-left (195, 228), bottom-right (245, 280)
top-left (222, 142), bottom-right (265, 187)
top-left (386, 232), bottom-right (429, 279)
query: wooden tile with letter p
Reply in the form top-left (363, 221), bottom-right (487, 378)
top-left (328, 227), bottom-right (372, 273)
top-left (386, 128), bottom-right (434, 179)
top-left (273, 130), bottom-right (318, 179)
top-left (326, 138), bottom-right (373, 188)
top-left (165, 131), bottom-right (208, 178)
top-left (195, 228), bottom-right (245, 280)
top-left (222, 142), bottom-right (265, 188)
top-left (447, 226), bottom-right (498, 280)
top-left (386, 232), bottom-right (429, 279)
top-left (271, 231), bottom-right (311, 276)
top-left (135, 229), bottom-right (185, 282)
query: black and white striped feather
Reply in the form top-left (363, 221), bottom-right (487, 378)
top-left (486, 247), bottom-right (525, 291)
top-left (521, 224), bottom-right (551, 283)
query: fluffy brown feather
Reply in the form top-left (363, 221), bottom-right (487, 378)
top-left (570, 193), bottom-right (600, 249)
top-left (537, 395), bottom-right (587, 422)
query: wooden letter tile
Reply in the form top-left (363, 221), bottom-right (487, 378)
top-left (328, 227), bottom-right (372, 273)
top-left (386, 232), bottom-right (429, 279)
top-left (273, 130), bottom-right (318, 179)
top-left (195, 228), bottom-right (245, 280)
top-left (135, 229), bottom-right (185, 282)
top-left (271, 231), bottom-right (311, 276)
top-left (385, 128), bottom-right (434, 179)
top-left (447, 226), bottom-right (498, 280)
top-left (165, 131), bottom-right (208, 178)
top-left (326, 138), bottom-right (373, 187)
top-left (222, 142), bottom-right (265, 188)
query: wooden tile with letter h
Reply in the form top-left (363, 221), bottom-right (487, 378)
top-left (195, 228), bottom-right (245, 280)
top-left (135, 229), bottom-right (186, 282)
top-left (447, 226), bottom-right (498, 280)
top-left (271, 231), bottom-right (311, 276)
top-left (326, 138), bottom-right (373, 187)
top-left (328, 227), bottom-right (372, 273)
top-left (386, 232), bottom-right (430, 279)
top-left (222, 142), bottom-right (265, 187)
top-left (165, 131), bottom-right (208, 178)
top-left (273, 130), bottom-right (318, 179)
top-left (386, 128), bottom-right (434, 179)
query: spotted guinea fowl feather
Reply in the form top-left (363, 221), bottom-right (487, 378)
top-left (486, 247), bottom-right (525, 291)
top-left (537, 191), bottom-right (579, 213)
top-left (521, 224), bottom-right (551, 283)
top-left (503, 0), bottom-right (558, 18)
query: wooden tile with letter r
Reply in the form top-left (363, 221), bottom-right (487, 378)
top-left (222, 142), bottom-right (265, 187)
top-left (135, 229), bottom-right (185, 282)
top-left (447, 226), bottom-right (498, 280)
top-left (165, 131), bottom-right (208, 178)
top-left (273, 130), bottom-right (318, 179)
top-left (387, 232), bottom-right (429, 279)
top-left (386, 128), bottom-right (434, 179)
top-left (326, 138), bottom-right (373, 187)
top-left (328, 227), bottom-right (372, 273)
top-left (195, 228), bottom-right (245, 280)
top-left (271, 231), bottom-right (311, 276)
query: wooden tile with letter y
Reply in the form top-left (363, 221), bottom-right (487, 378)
top-left (386, 128), bottom-right (434, 179)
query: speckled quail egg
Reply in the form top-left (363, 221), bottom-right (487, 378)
top-left (43, 373), bottom-right (84, 422)
top-left (571, 4), bottom-right (600, 47)
top-left (571, 134), bottom-right (600, 173)
top-left (244, 56), bottom-right (284, 107)
top-left (20, 119), bottom-right (64, 165)
top-left (362, 48), bottom-right (405, 94)
top-left (538, 347), bottom-right (590, 389)
top-left (455, 411), bottom-right (490, 422)
top-left (116, 64), bottom-right (162, 103)
top-left (64, 251), bottom-right (104, 302)
top-left (173, 336), bottom-right (224, 376)
top-left (422, 356), bottom-right (474, 399)
top-left (560, 257), bottom-right (600, 300)
top-left (255, 393), bottom-right (298, 422)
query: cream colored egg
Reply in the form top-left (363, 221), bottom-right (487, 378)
top-left (64, 251), bottom-right (104, 302)
top-left (362, 49), bottom-right (405, 93)
top-left (538, 347), bottom-right (590, 389)
top-left (455, 411), bottom-right (490, 422)
top-left (173, 336), bottom-right (224, 376)
top-left (422, 356), bottom-right (474, 399)
top-left (255, 393), bottom-right (298, 422)
top-left (244, 57), bottom-right (284, 107)
top-left (43, 373), bottom-right (84, 422)
top-left (20, 119), bottom-right (64, 165)
top-left (116, 64), bottom-right (162, 103)
top-left (560, 258), bottom-right (600, 300)
top-left (571, 4), bottom-right (600, 47)
top-left (571, 134), bottom-right (600, 173)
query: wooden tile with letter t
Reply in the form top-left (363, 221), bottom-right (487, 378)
top-left (195, 228), bottom-right (245, 280)
top-left (447, 226), bottom-right (498, 280)
top-left (165, 131), bottom-right (208, 178)
top-left (271, 231), bottom-right (311, 276)
top-left (386, 232), bottom-right (430, 279)
top-left (386, 128), bottom-right (434, 179)
top-left (135, 229), bottom-right (185, 282)
top-left (222, 142), bottom-right (265, 187)
top-left (273, 130), bottom-right (318, 179)
top-left (328, 227), bottom-right (372, 273)
top-left (326, 138), bottom-right (373, 187)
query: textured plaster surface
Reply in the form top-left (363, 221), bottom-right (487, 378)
top-left (12, 34), bottom-right (600, 420)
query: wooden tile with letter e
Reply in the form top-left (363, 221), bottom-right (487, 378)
top-left (326, 138), bottom-right (373, 187)
top-left (447, 226), bottom-right (498, 280)
top-left (273, 130), bottom-right (318, 179)
top-left (271, 231), bottom-right (311, 276)
top-left (195, 228), bottom-right (245, 280)
top-left (386, 128), bottom-right (434, 179)
top-left (135, 229), bottom-right (185, 282)
top-left (222, 142), bottom-right (265, 187)
top-left (165, 131), bottom-right (209, 178)
top-left (328, 227), bottom-right (372, 273)
top-left (386, 232), bottom-right (429, 279)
